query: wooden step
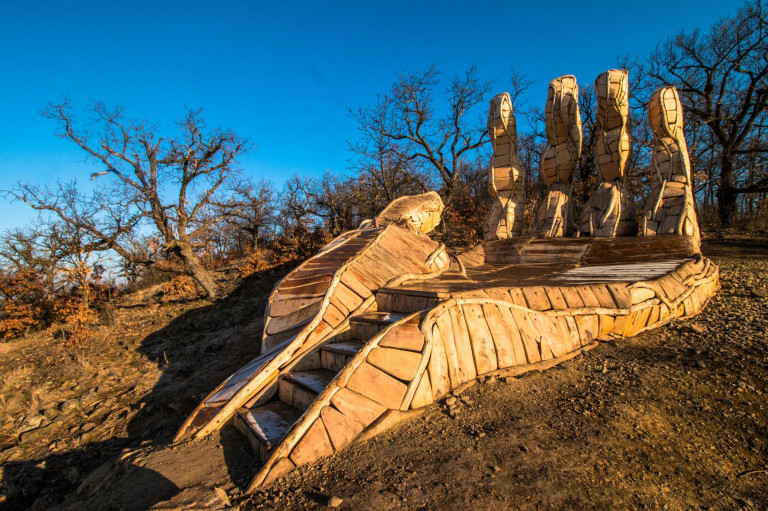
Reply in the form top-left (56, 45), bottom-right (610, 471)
top-left (349, 312), bottom-right (407, 339)
top-left (376, 290), bottom-right (437, 313)
top-left (321, 340), bottom-right (365, 372)
top-left (233, 401), bottom-right (304, 461)
top-left (279, 370), bottom-right (337, 410)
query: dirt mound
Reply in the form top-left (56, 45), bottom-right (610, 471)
top-left (1, 236), bottom-right (767, 510)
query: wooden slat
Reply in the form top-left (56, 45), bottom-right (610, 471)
top-left (410, 373), bottom-right (433, 409)
top-left (607, 284), bottom-right (633, 309)
top-left (270, 297), bottom-right (321, 317)
top-left (462, 304), bottom-right (498, 374)
top-left (495, 305), bottom-right (528, 365)
top-left (508, 288), bottom-right (528, 307)
top-left (482, 304), bottom-right (517, 369)
top-left (575, 286), bottom-right (601, 308)
top-left (278, 274), bottom-right (333, 290)
top-left (447, 306), bottom-right (477, 382)
top-left (435, 317), bottom-right (461, 387)
top-left (323, 303), bottom-right (346, 328)
top-left (560, 286), bottom-right (585, 308)
top-left (367, 347), bottom-right (422, 381)
top-left (340, 272), bottom-right (373, 298)
top-left (379, 324), bottom-right (424, 352)
top-left (574, 314), bottom-right (599, 343)
top-left (333, 282), bottom-right (365, 311)
top-left (598, 315), bottom-right (615, 337)
top-left (345, 267), bottom-right (379, 291)
top-left (509, 309), bottom-right (542, 363)
top-left (330, 388), bottom-right (386, 428)
top-left (544, 286), bottom-right (568, 309)
top-left (347, 363), bottom-right (408, 409)
top-left (289, 419), bottom-right (334, 466)
top-left (266, 301), bottom-right (322, 335)
top-left (427, 330), bottom-right (451, 399)
top-left (522, 287), bottom-right (552, 311)
top-left (320, 405), bottom-right (363, 451)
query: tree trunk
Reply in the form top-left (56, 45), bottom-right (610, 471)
top-left (172, 241), bottom-right (220, 298)
top-left (716, 153), bottom-right (738, 228)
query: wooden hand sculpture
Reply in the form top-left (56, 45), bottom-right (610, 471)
top-left (535, 75), bottom-right (582, 236)
top-left (642, 86), bottom-right (700, 248)
top-left (580, 69), bottom-right (637, 237)
top-left (484, 93), bottom-right (525, 240)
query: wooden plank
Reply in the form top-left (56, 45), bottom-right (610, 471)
top-left (333, 282), bottom-right (365, 311)
top-left (435, 317), bottom-right (461, 387)
top-left (320, 405), bottom-right (363, 451)
top-left (340, 272), bottom-right (373, 299)
top-left (560, 316), bottom-right (582, 351)
top-left (330, 388), bottom-right (386, 428)
top-left (482, 304), bottom-right (517, 369)
top-left (266, 301), bottom-right (322, 335)
top-left (483, 288), bottom-right (510, 301)
top-left (270, 297), bottom-right (321, 317)
top-left (509, 309), bottom-right (542, 364)
top-left (495, 305), bottom-right (528, 365)
top-left (323, 303), bottom-right (346, 328)
top-left (646, 305), bottom-right (660, 328)
top-left (530, 314), bottom-right (557, 360)
top-left (607, 284), bottom-right (633, 309)
top-left (598, 315), bottom-right (615, 337)
top-left (379, 324), bottom-right (424, 352)
top-left (261, 458), bottom-right (296, 487)
top-left (448, 306), bottom-right (477, 382)
top-left (345, 266), bottom-right (380, 291)
top-left (575, 286), bottom-right (601, 307)
top-left (508, 288), bottom-right (528, 307)
top-left (276, 280), bottom-right (332, 297)
top-left (289, 419), bottom-right (334, 466)
top-left (574, 315), bottom-right (599, 344)
top-left (367, 347), bottom-right (422, 381)
top-left (410, 373), bottom-right (434, 409)
top-left (544, 286), bottom-right (568, 309)
top-left (462, 304), bottom-right (498, 374)
top-left (278, 274), bottom-right (333, 290)
top-left (560, 286), bottom-right (585, 308)
top-left (347, 363), bottom-right (408, 409)
top-left (427, 330), bottom-right (451, 399)
top-left (522, 287), bottom-right (552, 311)
top-left (590, 285), bottom-right (617, 309)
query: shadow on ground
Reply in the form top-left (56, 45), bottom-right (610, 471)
top-left (1, 263), bottom-right (292, 511)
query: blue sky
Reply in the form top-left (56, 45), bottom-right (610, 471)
top-left (0, 0), bottom-right (744, 231)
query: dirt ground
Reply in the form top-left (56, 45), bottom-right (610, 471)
top-left (1, 235), bottom-right (767, 510)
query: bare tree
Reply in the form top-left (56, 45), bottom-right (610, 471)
top-left (15, 101), bottom-right (251, 297)
top-left (648, 0), bottom-right (768, 226)
top-left (218, 178), bottom-right (275, 253)
top-left (351, 65), bottom-right (492, 202)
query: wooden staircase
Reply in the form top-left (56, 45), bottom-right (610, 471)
top-left (231, 312), bottom-right (407, 464)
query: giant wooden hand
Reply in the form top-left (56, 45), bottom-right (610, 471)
top-left (580, 70), bottom-right (637, 237)
top-left (642, 86), bottom-right (700, 248)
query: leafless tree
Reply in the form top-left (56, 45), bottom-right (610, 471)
top-left (351, 65), bottom-right (492, 202)
top-left (648, 0), bottom-right (768, 226)
top-left (217, 178), bottom-right (276, 253)
top-left (13, 101), bottom-right (251, 297)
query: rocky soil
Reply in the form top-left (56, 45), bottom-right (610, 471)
top-left (1, 235), bottom-right (766, 510)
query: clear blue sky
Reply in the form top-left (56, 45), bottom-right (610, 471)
top-left (0, 0), bottom-right (743, 231)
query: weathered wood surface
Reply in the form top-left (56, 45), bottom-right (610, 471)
top-left (580, 69), bottom-right (637, 237)
top-left (535, 75), bottom-right (581, 237)
top-left (484, 92), bottom-right (526, 241)
top-left (175, 223), bottom-right (449, 441)
top-left (371, 191), bottom-right (444, 234)
top-left (245, 255), bottom-right (718, 491)
top-left (642, 86), bottom-right (700, 248)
